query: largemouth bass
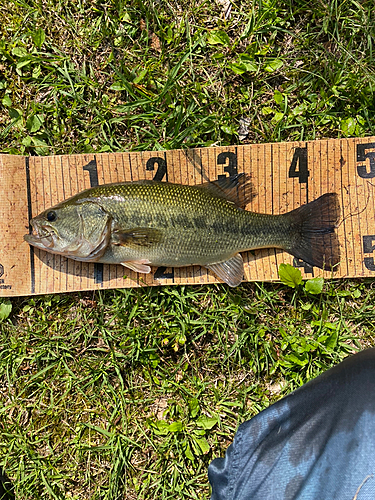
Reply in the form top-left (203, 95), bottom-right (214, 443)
top-left (24, 175), bottom-right (340, 287)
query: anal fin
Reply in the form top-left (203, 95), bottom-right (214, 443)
top-left (206, 253), bottom-right (244, 287)
top-left (121, 259), bottom-right (152, 274)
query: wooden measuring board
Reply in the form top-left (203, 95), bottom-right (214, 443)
top-left (1, 136), bottom-right (375, 297)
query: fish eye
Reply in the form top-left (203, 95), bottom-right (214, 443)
top-left (46, 211), bottom-right (57, 222)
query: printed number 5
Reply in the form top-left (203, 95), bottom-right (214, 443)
top-left (357, 143), bottom-right (375, 179)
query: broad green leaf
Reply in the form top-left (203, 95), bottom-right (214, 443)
top-left (278, 263), bottom-right (302, 288)
top-left (271, 112), bottom-right (284, 123)
top-left (109, 83), bottom-right (125, 91)
top-left (9, 108), bottom-right (22, 120)
top-left (121, 10), bottom-right (132, 22)
top-left (274, 90), bottom-right (283, 105)
top-left (31, 136), bottom-right (49, 155)
top-left (228, 57), bottom-right (257, 75)
top-left (22, 136), bottom-right (32, 147)
top-left (292, 103), bottom-right (309, 116)
top-left (340, 117), bottom-right (356, 136)
top-left (133, 68), bottom-right (148, 84)
top-left (26, 114), bottom-right (44, 133)
top-left (11, 46), bottom-right (28, 57)
top-left (188, 398), bottom-right (200, 418)
top-left (8, 108), bottom-right (24, 129)
top-left (0, 301), bottom-right (12, 321)
top-left (192, 429), bottom-right (206, 436)
top-left (32, 28), bottom-right (46, 48)
top-left (227, 62), bottom-right (247, 75)
top-left (32, 65), bottom-right (41, 79)
top-left (238, 55), bottom-right (258, 72)
top-left (241, 61), bottom-right (258, 72)
top-left (207, 30), bottom-right (230, 46)
top-left (322, 322), bottom-right (337, 330)
top-left (184, 442), bottom-right (195, 461)
top-left (352, 288), bottom-right (361, 299)
top-left (340, 116), bottom-right (365, 137)
top-left (2, 94), bottom-right (12, 107)
top-left (264, 58), bottom-right (283, 72)
top-left (262, 106), bottom-right (274, 115)
top-left (304, 277), bottom-right (324, 294)
top-left (221, 124), bottom-right (234, 135)
top-left (16, 57), bottom-right (33, 69)
top-left (192, 437), bottom-right (210, 455)
top-left (168, 421), bottom-right (183, 433)
top-left (151, 420), bottom-right (169, 435)
top-left (324, 330), bottom-right (338, 351)
top-left (283, 352), bottom-right (309, 366)
top-left (196, 416), bottom-right (218, 430)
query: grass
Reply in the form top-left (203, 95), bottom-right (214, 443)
top-left (1, 0), bottom-right (375, 498)
top-left (1, 282), bottom-right (374, 499)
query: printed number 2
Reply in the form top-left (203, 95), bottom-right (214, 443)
top-left (289, 147), bottom-right (309, 184)
top-left (363, 235), bottom-right (375, 271)
top-left (146, 157), bottom-right (168, 181)
top-left (146, 157), bottom-right (174, 279)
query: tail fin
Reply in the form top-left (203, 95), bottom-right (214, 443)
top-left (285, 193), bottom-right (340, 270)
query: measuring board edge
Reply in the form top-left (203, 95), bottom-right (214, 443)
top-left (0, 136), bottom-right (374, 296)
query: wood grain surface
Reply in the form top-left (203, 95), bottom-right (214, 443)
top-left (1, 137), bottom-right (375, 296)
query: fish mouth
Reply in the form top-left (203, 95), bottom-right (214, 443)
top-left (24, 223), bottom-right (57, 249)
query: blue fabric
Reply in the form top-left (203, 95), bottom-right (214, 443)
top-left (208, 349), bottom-right (375, 500)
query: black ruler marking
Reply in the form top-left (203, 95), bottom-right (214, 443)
top-left (83, 155), bottom-right (103, 286)
top-left (25, 157), bottom-right (35, 294)
top-left (339, 142), bottom-right (349, 275)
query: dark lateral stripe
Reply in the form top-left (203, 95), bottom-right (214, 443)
top-left (25, 157), bottom-right (35, 294)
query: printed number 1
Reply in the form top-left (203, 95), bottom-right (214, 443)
top-left (82, 158), bottom-right (103, 284)
top-left (83, 159), bottom-right (99, 187)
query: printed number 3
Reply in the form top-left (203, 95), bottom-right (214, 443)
top-left (363, 236), bottom-right (375, 271)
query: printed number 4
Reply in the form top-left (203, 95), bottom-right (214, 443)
top-left (289, 147), bottom-right (309, 184)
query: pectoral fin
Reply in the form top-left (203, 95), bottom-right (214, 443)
top-left (121, 259), bottom-right (152, 273)
top-left (112, 228), bottom-right (162, 248)
top-left (206, 253), bottom-right (244, 287)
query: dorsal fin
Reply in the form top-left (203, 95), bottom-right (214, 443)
top-left (198, 173), bottom-right (256, 209)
